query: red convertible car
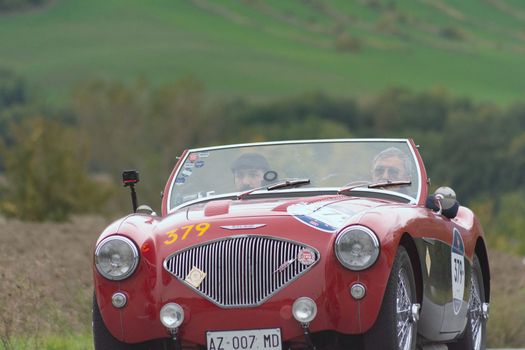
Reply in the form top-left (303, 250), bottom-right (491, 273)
top-left (93, 139), bottom-right (490, 350)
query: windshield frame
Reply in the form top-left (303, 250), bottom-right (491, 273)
top-left (162, 138), bottom-right (427, 215)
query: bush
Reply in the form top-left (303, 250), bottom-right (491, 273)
top-left (0, 68), bottom-right (28, 108)
top-left (439, 26), bottom-right (466, 41)
top-left (72, 77), bottom-right (210, 211)
top-left (0, 117), bottom-right (111, 221)
top-left (335, 33), bottom-right (363, 52)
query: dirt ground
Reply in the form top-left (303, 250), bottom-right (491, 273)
top-left (0, 216), bottom-right (524, 346)
top-left (0, 216), bottom-right (109, 340)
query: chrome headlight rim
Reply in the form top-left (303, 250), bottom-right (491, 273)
top-left (160, 302), bottom-right (185, 329)
top-left (95, 235), bottom-right (139, 281)
top-left (292, 297), bottom-right (318, 324)
top-left (335, 225), bottom-right (380, 271)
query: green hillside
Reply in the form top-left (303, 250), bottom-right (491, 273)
top-left (0, 0), bottom-right (524, 104)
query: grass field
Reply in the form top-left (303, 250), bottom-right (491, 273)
top-left (0, 333), bottom-right (92, 350)
top-left (0, 0), bottom-right (524, 105)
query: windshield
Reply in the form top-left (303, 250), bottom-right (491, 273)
top-left (167, 140), bottom-right (421, 210)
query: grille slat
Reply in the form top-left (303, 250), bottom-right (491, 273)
top-left (164, 236), bottom-right (319, 307)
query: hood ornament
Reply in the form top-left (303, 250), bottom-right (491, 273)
top-left (221, 224), bottom-right (266, 230)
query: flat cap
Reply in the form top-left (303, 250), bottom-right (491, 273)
top-left (230, 153), bottom-right (269, 172)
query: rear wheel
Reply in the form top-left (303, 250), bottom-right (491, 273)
top-left (449, 255), bottom-right (487, 350)
top-left (363, 246), bottom-right (418, 350)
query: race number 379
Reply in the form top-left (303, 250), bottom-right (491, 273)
top-left (453, 256), bottom-right (464, 286)
top-left (451, 228), bottom-right (465, 315)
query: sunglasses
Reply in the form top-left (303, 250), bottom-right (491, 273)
top-left (374, 166), bottom-right (401, 178)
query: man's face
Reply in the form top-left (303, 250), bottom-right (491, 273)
top-left (234, 168), bottom-right (265, 191)
top-left (372, 156), bottom-right (407, 182)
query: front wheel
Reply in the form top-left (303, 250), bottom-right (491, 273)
top-left (93, 293), bottom-right (136, 350)
top-left (93, 294), bottom-right (169, 350)
top-left (448, 255), bottom-right (487, 350)
top-left (363, 246), bottom-right (418, 350)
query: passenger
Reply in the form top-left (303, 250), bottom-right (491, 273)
top-left (371, 147), bottom-right (411, 185)
top-left (230, 153), bottom-right (270, 191)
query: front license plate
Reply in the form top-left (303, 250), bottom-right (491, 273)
top-left (206, 328), bottom-right (282, 350)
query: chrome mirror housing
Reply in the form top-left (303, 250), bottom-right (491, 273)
top-left (426, 186), bottom-right (459, 219)
top-left (434, 187), bottom-right (456, 211)
top-left (136, 204), bottom-right (157, 216)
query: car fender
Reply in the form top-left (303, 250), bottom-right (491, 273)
top-left (349, 208), bottom-right (408, 333)
top-left (93, 213), bottom-right (165, 342)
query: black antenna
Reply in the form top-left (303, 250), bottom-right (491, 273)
top-left (122, 170), bottom-right (139, 212)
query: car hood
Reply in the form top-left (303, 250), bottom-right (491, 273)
top-left (179, 194), bottom-right (391, 233)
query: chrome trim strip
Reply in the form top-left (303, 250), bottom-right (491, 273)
top-left (184, 138), bottom-right (411, 153)
top-left (95, 235), bottom-right (139, 281)
top-left (221, 224), bottom-right (266, 230)
top-left (407, 141), bottom-right (423, 202)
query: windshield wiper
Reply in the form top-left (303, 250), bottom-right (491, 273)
top-left (267, 178), bottom-right (310, 191)
top-left (368, 180), bottom-right (411, 189)
top-left (237, 178), bottom-right (311, 200)
top-left (338, 180), bottom-right (411, 196)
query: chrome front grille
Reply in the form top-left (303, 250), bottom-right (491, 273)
top-left (163, 236), bottom-right (320, 308)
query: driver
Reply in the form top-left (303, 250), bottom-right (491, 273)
top-left (230, 153), bottom-right (270, 191)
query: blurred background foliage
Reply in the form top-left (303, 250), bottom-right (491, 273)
top-left (1, 69), bottom-right (524, 258)
top-left (0, 0), bottom-right (524, 346)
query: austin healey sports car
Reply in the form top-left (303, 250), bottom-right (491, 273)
top-left (93, 139), bottom-right (490, 350)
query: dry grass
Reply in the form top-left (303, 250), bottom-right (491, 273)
top-left (0, 216), bottom-right (107, 347)
top-left (486, 250), bottom-right (525, 347)
top-left (0, 216), bottom-right (523, 347)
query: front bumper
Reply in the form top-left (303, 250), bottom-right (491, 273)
top-left (94, 249), bottom-right (392, 346)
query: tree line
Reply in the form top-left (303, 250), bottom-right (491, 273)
top-left (0, 68), bottom-right (523, 253)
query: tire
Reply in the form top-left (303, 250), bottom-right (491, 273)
top-left (93, 293), bottom-right (135, 350)
top-left (448, 255), bottom-right (487, 350)
top-left (363, 246), bottom-right (418, 350)
top-left (93, 293), bottom-right (173, 350)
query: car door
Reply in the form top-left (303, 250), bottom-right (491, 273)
top-left (415, 211), bottom-right (470, 341)
top-left (439, 224), bottom-right (471, 334)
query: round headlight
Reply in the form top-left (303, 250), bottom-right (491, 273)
top-left (160, 303), bottom-right (184, 329)
top-left (95, 236), bottom-right (139, 281)
top-left (335, 226), bottom-right (379, 271)
top-left (292, 297), bottom-right (317, 324)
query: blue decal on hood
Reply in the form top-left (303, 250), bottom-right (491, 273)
top-left (294, 215), bottom-right (337, 232)
top-left (287, 201), bottom-right (350, 233)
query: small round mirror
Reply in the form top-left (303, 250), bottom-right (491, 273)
top-left (434, 187), bottom-right (457, 210)
top-left (264, 170), bottom-right (278, 182)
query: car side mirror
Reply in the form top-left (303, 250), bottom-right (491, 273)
top-left (122, 170), bottom-right (139, 213)
top-left (136, 204), bottom-right (157, 216)
top-left (425, 186), bottom-right (459, 219)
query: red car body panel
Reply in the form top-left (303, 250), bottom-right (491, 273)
top-left (94, 199), bottom-right (482, 345)
top-left (94, 139), bottom-right (488, 347)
